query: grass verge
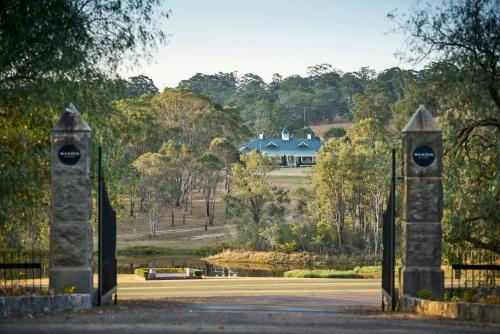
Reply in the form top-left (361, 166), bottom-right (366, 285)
top-left (118, 244), bottom-right (225, 257)
top-left (204, 250), bottom-right (380, 267)
top-left (284, 269), bottom-right (364, 279)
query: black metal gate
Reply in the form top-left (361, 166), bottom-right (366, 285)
top-left (382, 148), bottom-right (396, 311)
top-left (98, 147), bottom-right (117, 305)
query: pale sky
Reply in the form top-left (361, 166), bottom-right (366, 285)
top-left (122, 0), bottom-right (421, 89)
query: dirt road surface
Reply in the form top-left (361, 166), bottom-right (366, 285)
top-left (1, 276), bottom-right (498, 334)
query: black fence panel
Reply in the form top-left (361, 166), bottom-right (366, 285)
top-left (0, 251), bottom-right (47, 292)
top-left (450, 249), bottom-right (499, 298)
top-left (98, 147), bottom-right (117, 306)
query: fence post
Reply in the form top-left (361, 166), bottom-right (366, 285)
top-left (400, 105), bottom-right (444, 299)
top-left (49, 104), bottom-right (93, 295)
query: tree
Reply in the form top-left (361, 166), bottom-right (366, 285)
top-left (391, 0), bottom-right (500, 142)
top-left (324, 127), bottom-right (346, 140)
top-left (152, 88), bottom-right (249, 152)
top-left (126, 75), bottom-right (159, 97)
top-left (209, 137), bottom-right (240, 217)
top-left (178, 72), bottom-right (238, 106)
top-left (132, 152), bottom-right (170, 237)
top-left (392, 0), bottom-right (500, 255)
top-left (0, 0), bottom-right (167, 88)
top-left (228, 151), bottom-right (287, 250)
top-left (352, 83), bottom-right (392, 142)
top-left (311, 122), bottom-right (391, 255)
top-left (158, 141), bottom-right (185, 226)
top-left (292, 187), bottom-right (310, 219)
top-left (196, 153), bottom-right (224, 230)
top-left (0, 0), bottom-right (168, 249)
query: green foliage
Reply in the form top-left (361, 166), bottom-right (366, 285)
top-left (323, 127), bottom-right (346, 140)
top-left (36, 288), bottom-right (51, 296)
top-left (228, 152), bottom-right (291, 250)
top-left (0, 0), bottom-right (168, 250)
top-left (196, 152), bottom-right (224, 226)
top-left (191, 269), bottom-right (203, 278)
top-left (310, 126), bottom-right (391, 254)
top-left (283, 269), bottom-right (363, 279)
top-left (125, 75), bottom-right (160, 98)
top-left (134, 267), bottom-right (204, 278)
top-left (0, 0), bottom-right (167, 85)
top-left (61, 286), bottom-right (77, 294)
top-left (392, 0), bottom-right (500, 256)
top-left (179, 72), bottom-right (238, 106)
top-left (178, 65), bottom-right (414, 135)
top-left (353, 265), bottom-right (382, 274)
top-left (416, 289), bottom-right (436, 301)
top-left (292, 187), bottom-right (310, 218)
top-left (135, 268), bottom-right (182, 278)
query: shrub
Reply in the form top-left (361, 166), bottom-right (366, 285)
top-left (353, 266), bottom-right (381, 274)
top-left (416, 289), bottom-right (436, 300)
top-left (61, 286), bottom-right (77, 294)
top-left (36, 288), bottom-right (51, 296)
top-left (135, 267), bottom-right (192, 278)
top-left (461, 289), bottom-right (478, 303)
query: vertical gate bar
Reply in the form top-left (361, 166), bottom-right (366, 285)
top-left (39, 253), bottom-right (42, 290)
top-left (31, 249), bottom-right (34, 291)
top-left (10, 252), bottom-right (13, 288)
top-left (2, 252), bottom-right (5, 287)
top-left (98, 146), bottom-right (103, 306)
top-left (390, 147), bottom-right (396, 310)
top-left (24, 252), bottom-right (27, 290)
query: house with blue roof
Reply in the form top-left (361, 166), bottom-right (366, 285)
top-left (239, 128), bottom-right (323, 167)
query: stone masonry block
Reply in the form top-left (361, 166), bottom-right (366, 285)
top-left (49, 266), bottom-right (93, 294)
top-left (51, 177), bottom-right (92, 222)
top-left (402, 223), bottom-right (442, 267)
top-left (50, 222), bottom-right (92, 266)
top-left (403, 177), bottom-right (442, 222)
top-left (400, 266), bottom-right (444, 298)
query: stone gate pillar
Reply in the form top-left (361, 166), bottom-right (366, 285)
top-left (400, 105), bottom-right (444, 298)
top-left (49, 104), bottom-right (93, 294)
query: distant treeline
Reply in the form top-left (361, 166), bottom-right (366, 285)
top-left (177, 65), bottom-right (416, 136)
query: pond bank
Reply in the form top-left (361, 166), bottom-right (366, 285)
top-left (204, 250), bottom-right (379, 269)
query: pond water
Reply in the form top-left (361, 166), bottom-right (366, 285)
top-left (116, 255), bottom-right (359, 277)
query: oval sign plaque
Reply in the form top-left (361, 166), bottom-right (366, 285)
top-left (58, 144), bottom-right (81, 165)
top-left (413, 145), bottom-right (435, 167)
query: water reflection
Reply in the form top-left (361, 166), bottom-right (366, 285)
top-left (116, 256), bottom-right (291, 277)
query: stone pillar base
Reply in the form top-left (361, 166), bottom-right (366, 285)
top-left (400, 266), bottom-right (444, 298)
top-left (49, 266), bottom-right (93, 294)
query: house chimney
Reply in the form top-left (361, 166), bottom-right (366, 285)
top-left (281, 127), bottom-right (290, 141)
top-left (307, 134), bottom-right (312, 140)
top-left (259, 133), bottom-right (264, 140)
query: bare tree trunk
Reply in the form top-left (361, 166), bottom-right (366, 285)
top-left (171, 202), bottom-right (175, 226)
top-left (182, 186), bottom-right (189, 225)
top-left (190, 195), bottom-right (193, 214)
top-left (140, 180), bottom-right (145, 212)
top-left (205, 198), bottom-right (210, 230)
top-left (129, 182), bottom-right (135, 217)
top-left (149, 215), bottom-right (157, 238)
